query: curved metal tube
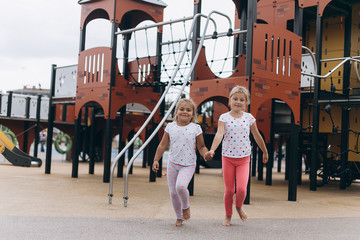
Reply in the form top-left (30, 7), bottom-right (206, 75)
top-left (302, 46), bottom-right (317, 76)
top-left (301, 57), bottom-right (359, 79)
top-left (122, 10), bottom-right (232, 207)
top-left (108, 12), bottom-right (221, 204)
top-left (354, 59), bottom-right (360, 82)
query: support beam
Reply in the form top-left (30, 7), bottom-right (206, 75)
top-left (45, 64), bottom-right (57, 174)
top-left (33, 95), bottom-right (42, 158)
top-left (72, 108), bottom-right (82, 178)
top-left (340, 12), bottom-right (351, 189)
top-left (288, 124), bottom-right (300, 201)
top-left (310, 7), bottom-right (323, 191)
top-left (89, 108), bottom-right (96, 174)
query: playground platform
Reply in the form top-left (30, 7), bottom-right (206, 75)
top-left (1, 154), bottom-right (360, 240)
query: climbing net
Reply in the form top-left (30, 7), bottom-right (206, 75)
top-left (115, 16), bottom-right (237, 103)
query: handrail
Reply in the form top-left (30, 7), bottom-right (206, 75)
top-left (122, 10), bottom-right (232, 207)
top-left (301, 57), bottom-right (360, 80)
top-left (115, 15), bottom-right (217, 36)
top-left (302, 46), bottom-right (317, 76)
top-left (160, 29), bottom-right (247, 46)
top-left (108, 11), bottom-right (232, 207)
top-left (108, 11), bottom-right (231, 205)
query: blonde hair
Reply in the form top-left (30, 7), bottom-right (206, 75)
top-left (174, 98), bottom-right (198, 123)
top-left (229, 85), bottom-right (250, 106)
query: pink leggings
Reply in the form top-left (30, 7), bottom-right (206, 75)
top-left (222, 155), bottom-right (250, 216)
top-left (167, 162), bottom-right (196, 219)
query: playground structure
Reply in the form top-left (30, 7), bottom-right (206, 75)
top-left (0, 127), bottom-right (42, 167)
top-left (1, 0), bottom-right (360, 205)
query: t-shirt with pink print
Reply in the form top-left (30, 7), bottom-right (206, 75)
top-left (165, 121), bottom-right (203, 166)
top-left (219, 111), bottom-right (256, 158)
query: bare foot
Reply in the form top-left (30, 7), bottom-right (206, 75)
top-left (222, 215), bottom-right (231, 226)
top-left (183, 207), bottom-right (191, 220)
top-left (174, 219), bottom-right (183, 227)
top-left (236, 207), bottom-right (248, 221)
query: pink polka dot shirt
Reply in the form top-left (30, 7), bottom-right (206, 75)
top-left (219, 111), bottom-right (256, 158)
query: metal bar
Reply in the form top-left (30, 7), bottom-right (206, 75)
top-left (72, 109), bottom-right (81, 178)
top-left (114, 11), bottom-right (233, 207)
top-left (116, 15), bottom-right (218, 36)
top-left (109, 13), bottom-right (211, 204)
top-left (103, 118), bottom-right (113, 182)
top-left (266, 99), bottom-right (275, 186)
top-left (340, 12), bottom-right (352, 189)
top-left (310, 7), bottom-right (322, 191)
top-left (251, 139), bottom-right (258, 177)
top-left (288, 124), bottom-right (300, 201)
top-left (45, 65), bottom-right (56, 174)
top-left (160, 29), bottom-right (247, 46)
top-left (7, 92), bottom-right (12, 118)
top-left (302, 46), bottom-right (317, 75)
top-left (33, 95), bottom-right (41, 158)
top-left (302, 57), bottom-right (360, 79)
top-left (89, 108), bottom-right (96, 175)
top-left (117, 106), bottom-right (126, 177)
top-left (320, 56), bottom-right (360, 62)
top-left (277, 135), bottom-right (283, 173)
top-left (246, 0), bottom-right (257, 204)
top-left (62, 104), bottom-right (67, 122)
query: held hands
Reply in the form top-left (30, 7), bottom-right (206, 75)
top-left (203, 150), bottom-right (215, 161)
top-left (152, 161), bottom-right (159, 172)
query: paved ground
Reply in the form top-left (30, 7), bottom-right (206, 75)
top-left (1, 154), bottom-right (360, 239)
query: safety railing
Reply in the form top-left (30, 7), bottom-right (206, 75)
top-left (301, 55), bottom-right (360, 81)
top-left (108, 11), bottom-right (233, 206)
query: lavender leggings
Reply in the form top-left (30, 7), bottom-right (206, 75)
top-left (167, 162), bottom-right (196, 219)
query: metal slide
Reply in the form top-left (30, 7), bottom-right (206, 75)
top-left (0, 129), bottom-right (42, 167)
top-left (108, 11), bottom-right (234, 206)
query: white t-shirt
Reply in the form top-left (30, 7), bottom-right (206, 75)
top-left (219, 111), bottom-right (256, 158)
top-left (165, 121), bottom-right (203, 166)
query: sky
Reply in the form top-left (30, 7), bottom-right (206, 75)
top-left (0, 0), bottom-right (235, 93)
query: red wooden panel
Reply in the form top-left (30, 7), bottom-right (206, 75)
top-left (298, 0), bottom-right (332, 17)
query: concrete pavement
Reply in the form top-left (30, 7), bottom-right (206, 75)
top-left (1, 156), bottom-right (360, 239)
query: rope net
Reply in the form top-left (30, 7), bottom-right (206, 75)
top-left (115, 18), bottom-right (237, 103)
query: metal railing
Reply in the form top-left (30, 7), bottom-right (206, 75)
top-left (301, 50), bottom-right (360, 81)
top-left (108, 11), bottom-right (233, 206)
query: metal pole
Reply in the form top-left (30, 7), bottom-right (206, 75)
top-left (310, 7), bottom-right (323, 191)
top-left (244, 0), bottom-right (257, 205)
top-left (45, 64), bottom-right (56, 174)
top-left (118, 11), bottom-right (233, 206)
top-left (266, 99), bottom-right (275, 186)
top-left (72, 108), bottom-right (82, 178)
top-left (89, 108), bottom-right (96, 174)
top-left (288, 124), bottom-right (300, 201)
top-left (117, 106), bottom-right (126, 177)
top-left (33, 95), bottom-right (42, 158)
top-left (340, 12), bottom-right (351, 189)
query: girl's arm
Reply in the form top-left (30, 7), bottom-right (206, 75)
top-left (152, 132), bottom-right (169, 172)
top-left (250, 122), bottom-right (269, 164)
top-left (196, 133), bottom-right (210, 161)
top-left (209, 121), bottom-right (225, 157)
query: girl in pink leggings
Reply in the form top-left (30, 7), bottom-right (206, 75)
top-left (208, 86), bottom-right (268, 226)
top-left (152, 98), bottom-right (210, 227)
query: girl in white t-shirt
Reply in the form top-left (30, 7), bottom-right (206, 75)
top-left (208, 86), bottom-right (268, 226)
top-left (152, 98), bottom-right (211, 227)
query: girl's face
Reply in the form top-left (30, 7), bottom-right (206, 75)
top-left (176, 102), bottom-right (194, 125)
top-left (229, 92), bottom-right (247, 112)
